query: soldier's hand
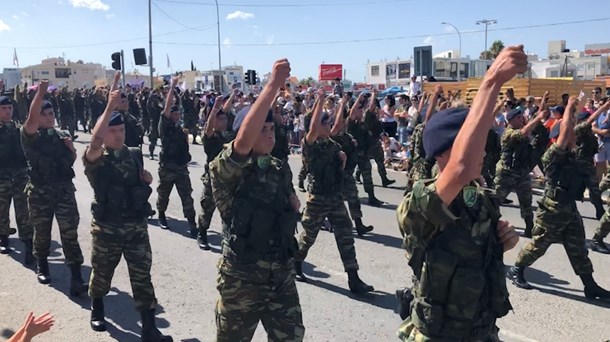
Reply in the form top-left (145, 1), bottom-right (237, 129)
top-left (487, 45), bottom-right (528, 84)
top-left (434, 84), bottom-right (443, 94)
top-left (114, 71), bottom-right (121, 83)
top-left (63, 137), bottom-right (75, 153)
top-left (497, 220), bottom-right (519, 252)
top-left (289, 193), bottom-right (300, 213)
top-left (39, 80), bottom-right (49, 93)
top-left (543, 90), bottom-right (550, 99)
top-left (107, 90), bottom-right (121, 107)
top-left (140, 170), bottom-right (153, 184)
top-left (269, 59), bottom-right (291, 88)
top-left (171, 76), bottom-right (180, 87)
top-left (566, 96), bottom-right (579, 115)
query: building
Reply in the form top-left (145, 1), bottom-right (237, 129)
top-left (1, 68), bottom-right (22, 89)
top-left (20, 57), bottom-right (107, 89)
top-left (529, 40), bottom-right (610, 80)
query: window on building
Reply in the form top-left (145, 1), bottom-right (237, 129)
top-left (460, 63), bottom-right (469, 79)
top-left (55, 68), bottom-right (71, 79)
top-left (434, 61), bottom-right (450, 78)
top-left (40, 70), bottom-right (50, 75)
top-left (371, 65), bottom-right (379, 76)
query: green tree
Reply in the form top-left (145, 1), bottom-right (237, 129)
top-left (299, 77), bottom-right (315, 87)
top-left (480, 40), bottom-right (505, 60)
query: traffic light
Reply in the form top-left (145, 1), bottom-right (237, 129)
top-left (249, 70), bottom-right (257, 85)
top-left (111, 52), bottom-right (122, 71)
top-left (244, 70), bottom-right (251, 85)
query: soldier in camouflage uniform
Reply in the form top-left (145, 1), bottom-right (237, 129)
top-left (294, 89), bottom-right (374, 295)
top-left (396, 46), bottom-right (525, 341)
top-left (494, 107), bottom-right (546, 238)
top-left (209, 59), bottom-right (304, 341)
top-left (297, 111), bottom-right (312, 193)
top-left (482, 128), bottom-right (501, 188)
top-left (331, 95), bottom-right (374, 236)
top-left (83, 78), bottom-right (172, 341)
top-left (21, 81), bottom-right (87, 296)
top-left (58, 88), bottom-right (77, 140)
top-left (508, 97), bottom-right (610, 300)
top-left (0, 95), bottom-right (33, 262)
top-left (116, 93), bottom-right (145, 148)
top-left (156, 77), bottom-right (197, 233)
top-left (198, 98), bottom-right (227, 250)
top-left (147, 88), bottom-right (163, 159)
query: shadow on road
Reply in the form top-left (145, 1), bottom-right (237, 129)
top-left (302, 261), bottom-right (330, 279)
top-left (359, 197), bottom-right (398, 211)
top-left (0, 329), bottom-right (15, 340)
top-left (358, 232), bottom-right (402, 249)
top-left (306, 278), bottom-right (398, 312)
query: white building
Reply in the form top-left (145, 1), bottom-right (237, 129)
top-left (20, 57), bottom-right (107, 89)
top-left (529, 40), bottom-right (609, 80)
top-left (1, 68), bottom-right (22, 89)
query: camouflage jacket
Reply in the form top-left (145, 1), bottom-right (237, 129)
top-left (499, 126), bottom-right (532, 173)
top-left (574, 121), bottom-right (598, 163)
top-left (542, 143), bottom-right (589, 203)
top-left (302, 138), bottom-right (344, 195)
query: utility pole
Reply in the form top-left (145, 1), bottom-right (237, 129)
top-left (215, 0), bottom-right (223, 93)
top-left (441, 22), bottom-right (462, 81)
top-left (475, 19), bottom-right (498, 60)
top-left (120, 50), bottom-right (126, 88)
top-left (148, 0), bottom-right (154, 89)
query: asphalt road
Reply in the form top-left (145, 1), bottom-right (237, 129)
top-left (1, 133), bottom-right (609, 342)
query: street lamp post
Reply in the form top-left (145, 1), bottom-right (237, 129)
top-left (148, 0), bottom-right (154, 89)
top-left (441, 21), bottom-right (462, 81)
top-left (475, 19), bottom-right (498, 60)
top-left (215, 0), bottom-right (223, 93)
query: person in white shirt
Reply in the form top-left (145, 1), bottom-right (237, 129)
top-left (408, 76), bottom-right (421, 96)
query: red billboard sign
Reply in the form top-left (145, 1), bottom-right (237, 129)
top-left (319, 64), bottom-right (343, 81)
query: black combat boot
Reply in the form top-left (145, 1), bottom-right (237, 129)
top-left (524, 219), bottom-right (534, 239)
top-left (158, 212), bottom-right (169, 230)
top-left (382, 177), bottom-right (396, 187)
top-left (0, 235), bottom-right (9, 254)
top-left (581, 273), bottom-right (610, 300)
top-left (23, 239), bottom-right (34, 265)
top-left (355, 174), bottom-right (362, 184)
top-left (37, 259), bottom-right (51, 284)
top-left (197, 230), bottom-right (210, 250)
top-left (149, 145), bottom-right (155, 160)
top-left (298, 180), bottom-right (306, 193)
top-left (347, 270), bottom-right (374, 295)
top-left (395, 287), bottom-right (414, 320)
top-left (591, 233), bottom-right (610, 254)
top-left (507, 266), bottom-right (533, 290)
top-left (187, 217), bottom-right (197, 239)
top-left (367, 194), bottom-right (383, 207)
top-left (294, 261), bottom-right (307, 283)
top-left (595, 204), bottom-right (606, 221)
top-left (354, 218), bottom-right (373, 237)
top-left (140, 309), bottom-right (173, 342)
top-left (90, 297), bottom-right (107, 332)
top-left (502, 198), bottom-right (513, 205)
top-left (69, 264), bottom-right (88, 297)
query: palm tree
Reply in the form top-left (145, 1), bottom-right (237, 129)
top-left (480, 40), bottom-right (505, 60)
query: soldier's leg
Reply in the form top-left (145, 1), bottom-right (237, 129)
top-left (88, 229), bottom-right (123, 299)
top-left (0, 181), bottom-right (13, 253)
top-left (124, 228), bottom-right (157, 312)
top-left (296, 195), bottom-right (330, 262)
top-left (297, 159), bottom-right (307, 191)
top-left (599, 173), bottom-right (610, 194)
top-left (12, 174), bottom-right (33, 263)
top-left (174, 166), bottom-right (196, 220)
top-left (342, 174), bottom-right (373, 235)
top-left (55, 186), bottom-right (84, 266)
top-left (493, 170), bottom-right (516, 203)
top-left (587, 173), bottom-right (606, 219)
top-left (515, 218), bottom-right (563, 269)
top-left (215, 270), bottom-right (265, 342)
top-left (515, 175), bottom-right (534, 236)
top-left (327, 201), bottom-right (358, 272)
top-left (198, 173), bottom-right (216, 233)
top-left (370, 142), bottom-right (390, 182)
top-left (261, 267), bottom-right (305, 342)
top-left (156, 165), bottom-right (174, 214)
top-left (592, 208), bottom-right (610, 254)
top-left (29, 189), bottom-right (55, 262)
top-left (563, 215), bottom-right (594, 276)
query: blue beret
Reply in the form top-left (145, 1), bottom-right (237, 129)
top-left (549, 122), bottom-right (561, 139)
top-left (576, 111), bottom-right (590, 122)
top-left (109, 112), bottom-right (124, 126)
top-left (506, 108), bottom-right (523, 122)
top-left (551, 106), bottom-right (565, 115)
top-left (170, 105), bottom-right (180, 113)
top-left (0, 96), bottom-right (12, 105)
top-left (423, 107), bottom-right (469, 158)
top-left (41, 101), bottom-right (53, 111)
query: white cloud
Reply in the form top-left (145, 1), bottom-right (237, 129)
top-left (21, 11), bottom-right (29, 17)
top-left (69, 0), bottom-right (110, 11)
top-left (0, 20), bottom-right (10, 32)
top-left (266, 35), bottom-right (275, 45)
top-left (105, 13), bottom-right (115, 20)
top-left (423, 36), bottom-right (434, 45)
top-left (12, 14), bottom-right (19, 20)
top-left (226, 10), bottom-right (254, 20)
top-left (252, 25), bottom-right (259, 29)
top-left (222, 38), bottom-right (231, 46)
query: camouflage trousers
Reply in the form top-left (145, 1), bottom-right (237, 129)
top-left (493, 169), bottom-right (533, 222)
top-left (595, 207), bottom-right (610, 239)
top-left (297, 158), bottom-right (307, 184)
top-left (89, 220), bottom-right (157, 311)
top-left (215, 257), bottom-right (304, 342)
top-left (586, 172), bottom-right (605, 210)
top-left (0, 170), bottom-right (33, 239)
top-left (27, 182), bottom-right (83, 265)
top-left (515, 196), bottom-right (593, 275)
top-left (600, 173), bottom-right (610, 194)
top-left (355, 152), bottom-right (374, 195)
top-left (60, 115), bottom-right (76, 139)
top-left (481, 155), bottom-right (498, 189)
top-left (369, 141), bottom-right (388, 179)
top-left (297, 194), bottom-right (359, 271)
top-left (198, 171), bottom-right (216, 232)
top-left (342, 172), bottom-right (362, 220)
top-left (156, 163), bottom-right (196, 219)
top-left (397, 317), bottom-right (501, 342)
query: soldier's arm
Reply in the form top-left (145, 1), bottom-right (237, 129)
top-left (348, 93), bottom-right (366, 122)
top-left (520, 110), bottom-right (546, 137)
top-left (436, 45), bottom-right (527, 205)
top-left (23, 81), bottom-right (49, 136)
top-left (330, 98), bottom-right (348, 136)
top-left (587, 101), bottom-right (610, 125)
top-left (222, 90), bottom-right (236, 114)
top-left (204, 97), bottom-right (224, 138)
top-left (233, 59), bottom-right (290, 157)
top-left (424, 85), bottom-right (442, 123)
top-left (163, 77), bottom-right (179, 119)
top-left (305, 90), bottom-right (325, 144)
top-left (556, 97), bottom-right (577, 150)
top-left (85, 90), bottom-right (122, 163)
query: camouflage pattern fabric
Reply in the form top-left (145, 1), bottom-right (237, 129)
top-left (156, 163), bottom-right (196, 218)
top-left (332, 133), bottom-right (362, 219)
top-left (405, 123), bottom-right (426, 193)
top-left (514, 144), bottom-right (594, 275)
top-left (529, 122), bottom-right (550, 171)
top-left (0, 169), bottom-right (32, 239)
top-left (297, 158), bottom-right (308, 185)
top-left (122, 111), bottom-right (144, 148)
top-left (215, 258), bottom-right (304, 342)
top-left (355, 154), bottom-right (374, 195)
top-left (600, 173), bottom-right (610, 194)
top-left (493, 168), bottom-right (533, 221)
top-left (209, 142), bottom-right (303, 341)
top-left (89, 220), bottom-right (157, 311)
top-left (28, 183), bottom-right (83, 265)
top-left (297, 193), bottom-right (358, 271)
top-left (595, 209), bottom-right (610, 239)
top-left (482, 129), bottom-right (501, 188)
top-left (369, 140), bottom-right (388, 179)
top-left (198, 171), bottom-right (216, 232)
top-left (574, 122), bottom-right (604, 209)
top-left (396, 180), bottom-right (509, 341)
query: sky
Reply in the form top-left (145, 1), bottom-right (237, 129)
top-left (0, 0), bottom-right (609, 82)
